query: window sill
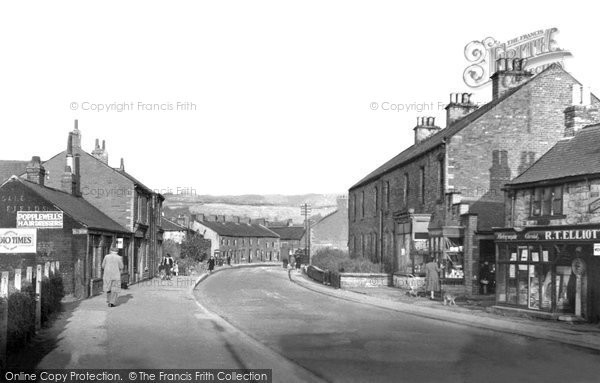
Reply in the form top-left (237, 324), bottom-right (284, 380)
top-left (528, 214), bottom-right (566, 220)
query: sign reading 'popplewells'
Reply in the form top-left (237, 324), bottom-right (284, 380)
top-left (0, 228), bottom-right (37, 253)
top-left (463, 28), bottom-right (572, 88)
top-left (17, 211), bottom-right (63, 229)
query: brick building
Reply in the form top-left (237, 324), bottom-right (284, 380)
top-left (38, 122), bottom-right (164, 283)
top-left (349, 59), bottom-right (600, 295)
top-left (0, 156), bottom-right (129, 299)
top-left (495, 116), bottom-right (600, 322)
top-left (192, 215), bottom-right (280, 262)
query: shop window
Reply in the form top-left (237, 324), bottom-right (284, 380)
top-left (441, 238), bottom-right (464, 279)
top-left (496, 264), bottom-right (506, 302)
top-left (531, 186), bottom-right (563, 217)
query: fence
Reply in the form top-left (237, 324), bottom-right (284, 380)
top-left (0, 260), bottom-right (62, 370)
top-left (306, 265), bottom-right (341, 288)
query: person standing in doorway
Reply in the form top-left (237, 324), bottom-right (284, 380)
top-left (102, 246), bottom-right (124, 308)
top-left (480, 261), bottom-right (491, 295)
top-left (424, 256), bottom-right (441, 300)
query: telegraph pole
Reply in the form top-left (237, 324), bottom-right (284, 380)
top-left (301, 203), bottom-right (312, 265)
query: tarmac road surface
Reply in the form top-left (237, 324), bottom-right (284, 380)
top-left (194, 267), bottom-right (600, 383)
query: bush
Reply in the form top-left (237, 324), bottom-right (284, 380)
top-left (41, 274), bottom-right (64, 324)
top-left (6, 290), bottom-right (35, 350)
top-left (312, 248), bottom-right (382, 273)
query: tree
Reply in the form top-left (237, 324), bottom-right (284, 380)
top-left (180, 233), bottom-right (211, 262)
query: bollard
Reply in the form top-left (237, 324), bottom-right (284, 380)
top-left (35, 265), bottom-right (42, 331)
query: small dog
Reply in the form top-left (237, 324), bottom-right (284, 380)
top-left (407, 286), bottom-right (419, 297)
top-left (443, 291), bottom-right (456, 306)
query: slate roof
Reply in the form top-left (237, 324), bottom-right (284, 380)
top-left (0, 160), bottom-right (29, 183)
top-left (10, 177), bottom-right (129, 233)
top-left (268, 226), bottom-right (305, 240)
top-left (197, 220), bottom-right (280, 238)
top-left (349, 64), bottom-right (577, 190)
top-left (507, 124), bottom-right (600, 187)
top-left (162, 217), bottom-right (189, 231)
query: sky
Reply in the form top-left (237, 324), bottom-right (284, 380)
top-left (1, 1), bottom-right (598, 196)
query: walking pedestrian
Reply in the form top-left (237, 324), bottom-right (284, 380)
top-left (102, 245), bottom-right (124, 308)
top-left (162, 253), bottom-right (174, 280)
top-left (424, 256), bottom-right (441, 300)
top-left (208, 256), bottom-right (215, 273)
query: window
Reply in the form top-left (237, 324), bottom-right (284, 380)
top-left (353, 193), bottom-right (357, 221)
top-left (403, 173), bottom-right (409, 205)
top-left (420, 166), bottom-right (426, 204)
top-left (531, 186), bottom-right (563, 216)
top-left (438, 159), bottom-right (444, 199)
top-left (361, 190), bottom-right (365, 218)
top-left (383, 181), bottom-right (390, 210)
top-left (375, 186), bottom-right (379, 212)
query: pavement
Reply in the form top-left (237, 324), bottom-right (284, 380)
top-left (288, 268), bottom-right (600, 352)
top-left (13, 262), bottom-right (324, 382)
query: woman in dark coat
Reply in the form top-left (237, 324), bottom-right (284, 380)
top-left (424, 257), bottom-right (441, 300)
top-left (208, 256), bottom-right (215, 273)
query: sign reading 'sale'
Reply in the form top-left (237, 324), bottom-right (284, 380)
top-left (0, 228), bottom-right (37, 253)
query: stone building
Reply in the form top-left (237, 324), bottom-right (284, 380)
top-left (311, 196), bottom-right (349, 253)
top-left (162, 217), bottom-right (194, 244)
top-left (268, 222), bottom-right (306, 261)
top-left (0, 156), bottom-right (129, 299)
top-left (192, 215), bottom-right (280, 262)
top-left (38, 122), bottom-right (164, 283)
top-left (495, 117), bottom-right (600, 322)
top-left (349, 59), bottom-right (600, 295)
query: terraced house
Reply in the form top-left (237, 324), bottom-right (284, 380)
top-left (39, 122), bottom-right (165, 284)
top-left (192, 215), bottom-right (280, 262)
top-left (349, 59), bottom-right (600, 295)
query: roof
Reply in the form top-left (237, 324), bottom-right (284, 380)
top-left (197, 220), bottom-right (280, 238)
top-left (41, 148), bottom-right (158, 196)
top-left (162, 217), bottom-right (189, 231)
top-left (5, 177), bottom-right (129, 233)
top-left (507, 124), bottom-right (600, 187)
top-left (349, 64), bottom-right (574, 190)
top-left (268, 226), bottom-right (305, 240)
top-left (0, 160), bottom-right (29, 183)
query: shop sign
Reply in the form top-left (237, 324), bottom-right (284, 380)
top-left (17, 211), bottom-right (63, 229)
top-left (117, 238), bottom-right (124, 249)
top-left (0, 228), bottom-right (37, 253)
top-left (496, 228), bottom-right (600, 242)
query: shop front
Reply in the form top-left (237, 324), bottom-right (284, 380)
top-left (494, 225), bottom-right (600, 322)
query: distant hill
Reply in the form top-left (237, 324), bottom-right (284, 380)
top-left (163, 193), bottom-right (345, 224)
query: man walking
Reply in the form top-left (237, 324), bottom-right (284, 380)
top-left (102, 245), bottom-right (124, 308)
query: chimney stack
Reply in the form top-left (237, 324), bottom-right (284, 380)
top-left (120, 158), bottom-right (125, 171)
top-left (25, 156), bottom-right (46, 186)
top-left (414, 116), bottom-right (441, 144)
top-left (61, 134), bottom-right (77, 195)
top-left (71, 120), bottom-right (82, 149)
top-left (491, 58), bottom-right (533, 100)
top-left (73, 153), bottom-right (81, 196)
top-left (91, 138), bottom-right (109, 164)
top-left (445, 93), bottom-right (479, 127)
top-left (336, 195), bottom-right (348, 210)
top-left (564, 84), bottom-right (600, 137)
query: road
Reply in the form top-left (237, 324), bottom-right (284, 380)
top-left (194, 267), bottom-right (600, 383)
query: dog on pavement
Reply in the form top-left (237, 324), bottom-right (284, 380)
top-left (443, 291), bottom-right (456, 306)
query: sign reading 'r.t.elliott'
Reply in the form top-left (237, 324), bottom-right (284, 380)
top-left (496, 228), bottom-right (600, 241)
